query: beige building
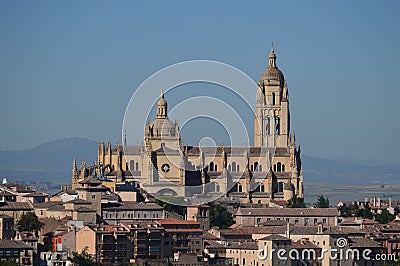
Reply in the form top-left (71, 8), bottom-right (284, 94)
top-left (72, 46), bottom-right (303, 204)
top-left (76, 224), bottom-right (132, 265)
top-left (235, 207), bottom-right (339, 227)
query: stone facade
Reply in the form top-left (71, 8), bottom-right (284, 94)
top-left (72, 46), bottom-right (304, 204)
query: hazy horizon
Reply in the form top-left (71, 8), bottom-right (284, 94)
top-left (1, 1), bottom-right (399, 166)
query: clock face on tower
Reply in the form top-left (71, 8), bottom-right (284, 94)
top-left (161, 163), bottom-right (170, 173)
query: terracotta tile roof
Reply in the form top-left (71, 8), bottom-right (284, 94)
top-left (75, 207), bottom-right (95, 212)
top-left (2, 182), bottom-right (34, 193)
top-left (65, 199), bottom-right (91, 204)
top-left (203, 232), bottom-right (219, 240)
top-left (157, 219), bottom-right (200, 225)
top-left (164, 229), bottom-right (203, 233)
top-left (35, 201), bottom-right (62, 209)
top-left (292, 239), bottom-right (321, 249)
top-left (261, 220), bottom-right (288, 226)
top-left (219, 225), bottom-right (286, 236)
top-left (102, 202), bottom-right (163, 210)
top-left (0, 202), bottom-right (33, 210)
top-left (205, 239), bottom-right (225, 249)
top-left (259, 234), bottom-right (290, 241)
top-left (228, 242), bottom-right (258, 250)
top-left (236, 207), bottom-right (339, 217)
top-left (349, 238), bottom-right (381, 248)
top-left (0, 239), bottom-right (33, 249)
top-left (23, 192), bottom-right (48, 197)
top-left (78, 177), bottom-right (102, 185)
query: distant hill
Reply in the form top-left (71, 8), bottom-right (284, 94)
top-left (0, 138), bottom-right (399, 185)
top-left (302, 155), bottom-right (400, 184)
top-left (0, 137), bottom-right (97, 183)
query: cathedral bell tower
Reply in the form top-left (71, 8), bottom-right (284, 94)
top-left (255, 45), bottom-right (290, 148)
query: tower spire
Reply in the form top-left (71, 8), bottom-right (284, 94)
top-left (156, 90), bottom-right (168, 119)
top-left (268, 43), bottom-right (277, 68)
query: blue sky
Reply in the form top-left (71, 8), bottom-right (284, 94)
top-left (0, 1), bottom-right (399, 166)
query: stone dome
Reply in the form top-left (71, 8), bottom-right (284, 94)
top-left (158, 95), bottom-right (167, 106)
top-left (260, 67), bottom-right (284, 83)
top-left (259, 44), bottom-right (285, 84)
top-left (149, 118), bottom-right (176, 137)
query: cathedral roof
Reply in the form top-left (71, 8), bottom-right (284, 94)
top-left (149, 118), bottom-right (176, 137)
top-left (78, 177), bottom-right (102, 185)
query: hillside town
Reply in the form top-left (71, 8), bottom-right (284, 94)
top-left (0, 178), bottom-right (399, 265)
top-left (0, 47), bottom-right (399, 265)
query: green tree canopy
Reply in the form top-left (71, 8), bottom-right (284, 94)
top-left (17, 212), bottom-right (44, 232)
top-left (356, 204), bottom-right (373, 219)
top-left (375, 209), bottom-right (395, 224)
top-left (287, 195), bottom-right (306, 208)
top-left (209, 203), bottom-right (234, 229)
top-left (155, 196), bottom-right (186, 217)
top-left (314, 195), bottom-right (330, 208)
top-left (72, 247), bottom-right (99, 266)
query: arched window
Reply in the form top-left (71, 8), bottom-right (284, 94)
top-left (228, 165), bottom-right (231, 171)
top-left (232, 162), bottom-right (236, 172)
top-left (265, 117), bottom-right (270, 135)
top-left (272, 92), bottom-right (276, 105)
top-left (238, 184), bottom-right (243, 192)
top-left (277, 162), bottom-right (282, 172)
top-left (130, 160), bottom-right (135, 171)
top-left (215, 164), bottom-right (218, 171)
top-left (209, 162), bottom-right (214, 171)
top-left (215, 183), bottom-right (220, 192)
top-left (261, 184), bottom-right (265, 193)
top-left (274, 164), bottom-right (277, 172)
top-left (254, 162), bottom-right (259, 172)
top-left (282, 164), bottom-right (285, 172)
top-left (136, 162), bottom-right (139, 171)
top-left (275, 117), bottom-right (280, 135)
top-left (237, 165), bottom-right (240, 171)
top-left (259, 165), bottom-right (262, 172)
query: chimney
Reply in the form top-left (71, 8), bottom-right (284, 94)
top-left (373, 197), bottom-right (376, 207)
top-left (389, 198), bottom-right (392, 208)
top-left (285, 222), bottom-right (290, 238)
top-left (317, 223), bottom-right (323, 234)
top-left (377, 197), bottom-right (381, 207)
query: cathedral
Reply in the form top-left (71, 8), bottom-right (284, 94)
top-left (72, 46), bottom-right (304, 204)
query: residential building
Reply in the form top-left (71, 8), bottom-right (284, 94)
top-left (102, 201), bottom-right (165, 224)
top-left (235, 207), bottom-right (339, 226)
top-left (0, 239), bottom-right (33, 265)
top-left (157, 219), bottom-right (203, 256)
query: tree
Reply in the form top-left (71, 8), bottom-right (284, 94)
top-left (155, 196), bottom-right (186, 217)
top-left (338, 204), bottom-right (350, 217)
top-left (314, 195), bottom-right (329, 208)
top-left (17, 212), bottom-right (44, 233)
top-left (72, 247), bottom-right (99, 266)
top-left (357, 204), bottom-right (373, 219)
top-left (375, 209), bottom-right (395, 224)
top-left (209, 203), bottom-right (234, 229)
top-left (287, 195), bottom-right (306, 208)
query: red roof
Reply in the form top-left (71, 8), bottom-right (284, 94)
top-left (157, 219), bottom-right (200, 225)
